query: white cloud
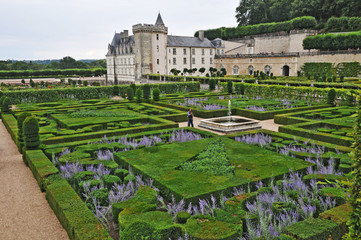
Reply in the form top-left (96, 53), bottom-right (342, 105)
top-left (0, 0), bottom-right (239, 60)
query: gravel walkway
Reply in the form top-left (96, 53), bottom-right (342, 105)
top-left (179, 117), bottom-right (281, 135)
top-left (0, 120), bottom-right (69, 240)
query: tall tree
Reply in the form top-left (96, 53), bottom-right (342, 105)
top-left (59, 56), bottom-right (77, 69)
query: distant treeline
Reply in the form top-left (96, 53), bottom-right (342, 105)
top-left (0, 68), bottom-right (106, 78)
top-left (0, 56), bottom-right (106, 71)
top-left (195, 16), bottom-right (317, 40)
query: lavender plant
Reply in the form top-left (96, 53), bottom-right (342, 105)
top-left (235, 133), bottom-right (272, 148)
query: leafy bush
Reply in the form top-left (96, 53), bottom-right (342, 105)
top-left (17, 112), bottom-right (33, 150)
top-left (209, 78), bottom-right (216, 91)
top-left (23, 116), bottom-right (40, 150)
top-left (135, 88), bottom-right (143, 103)
top-left (126, 86), bottom-right (134, 101)
top-left (130, 83), bottom-right (136, 94)
top-left (1, 97), bottom-right (11, 113)
top-left (227, 80), bottom-right (233, 94)
top-left (327, 89), bottom-right (336, 105)
top-left (102, 174), bottom-right (121, 189)
top-left (113, 85), bottom-right (119, 96)
top-left (152, 88), bottom-right (160, 101)
top-left (175, 211), bottom-right (191, 224)
top-left (143, 84), bottom-right (151, 100)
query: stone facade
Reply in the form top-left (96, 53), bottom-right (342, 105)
top-left (106, 14), bottom-right (216, 82)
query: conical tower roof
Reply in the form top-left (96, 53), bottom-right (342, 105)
top-left (155, 13), bottom-right (165, 26)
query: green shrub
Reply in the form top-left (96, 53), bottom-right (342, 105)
top-left (284, 218), bottom-right (341, 240)
top-left (87, 188), bottom-right (109, 208)
top-left (23, 116), bottom-right (40, 150)
top-left (227, 80), bottom-right (233, 94)
top-left (143, 84), bottom-right (151, 100)
top-left (17, 112), bottom-right (32, 149)
top-left (185, 215), bottom-right (239, 239)
top-left (152, 88), bottom-right (160, 101)
top-left (327, 89), bottom-right (336, 105)
top-left (120, 221), bottom-right (154, 240)
top-left (130, 83), bottom-right (136, 93)
top-left (1, 97), bottom-right (11, 113)
top-left (126, 86), bottom-right (134, 101)
top-left (209, 79), bottom-right (216, 91)
top-left (113, 85), bottom-right (119, 96)
top-left (83, 80), bottom-right (88, 86)
top-left (102, 174), bottom-right (121, 189)
top-left (175, 211), bottom-right (191, 224)
top-left (135, 88), bottom-right (143, 103)
top-left (114, 169), bottom-right (129, 180)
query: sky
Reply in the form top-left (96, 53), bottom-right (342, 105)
top-left (0, 0), bottom-right (239, 61)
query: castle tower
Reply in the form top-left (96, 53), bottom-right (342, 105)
top-left (133, 13), bottom-right (168, 80)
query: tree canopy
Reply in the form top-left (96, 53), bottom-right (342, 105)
top-left (236, 0), bottom-right (361, 26)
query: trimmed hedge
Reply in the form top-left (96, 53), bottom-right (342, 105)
top-left (3, 82), bottom-right (200, 104)
top-left (195, 16), bottom-right (316, 40)
top-left (2, 114), bottom-right (18, 143)
top-left (0, 68), bottom-right (106, 78)
top-left (24, 150), bottom-right (59, 191)
top-left (45, 175), bottom-right (112, 239)
top-left (303, 31), bottom-right (361, 50)
top-left (284, 218), bottom-right (341, 240)
top-left (319, 203), bottom-right (351, 236)
top-left (23, 116), bottom-right (40, 150)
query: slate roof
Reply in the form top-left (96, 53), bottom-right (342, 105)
top-left (155, 13), bottom-right (165, 26)
top-left (167, 36), bottom-right (215, 48)
top-left (108, 34), bottom-right (134, 55)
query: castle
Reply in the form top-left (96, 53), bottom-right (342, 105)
top-left (106, 14), bottom-right (217, 83)
top-left (107, 14), bottom-right (361, 81)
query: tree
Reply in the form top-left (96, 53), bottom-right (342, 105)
top-left (227, 80), bottom-right (233, 94)
top-left (23, 116), bottom-right (40, 150)
top-left (170, 68), bottom-right (181, 76)
top-left (30, 79), bottom-right (35, 88)
top-left (126, 87), bottom-right (134, 101)
top-left (199, 67), bottom-right (206, 75)
top-left (17, 112), bottom-right (32, 152)
top-left (136, 88), bottom-right (143, 103)
top-left (1, 97), bottom-right (11, 113)
top-left (143, 84), bottom-right (151, 100)
top-left (209, 79), bottom-right (216, 91)
top-left (59, 56), bottom-right (77, 69)
top-left (344, 98), bottom-right (361, 239)
top-left (327, 89), bottom-right (336, 105)
top-left (83, 80), bottom-right (88, 86)
top-left (130, 83), bottom-right (136, 94)
top-left (152, 88), bottom-right (160, 101)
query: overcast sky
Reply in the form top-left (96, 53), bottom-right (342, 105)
top-left (0, 0), bottom-right (239, 60)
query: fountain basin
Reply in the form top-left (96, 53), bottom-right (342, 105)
top-left (199, 116), bottom-right (261, 134)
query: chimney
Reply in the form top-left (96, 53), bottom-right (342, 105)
top-left (198, 30), bottom-right (204, 41)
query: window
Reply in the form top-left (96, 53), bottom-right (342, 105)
top-left (248, 65), bottom-right (254, 75)
top-left (157, 46), bottom-right (159, 52)
top-left (173, 48), bottom-right (176, 55)
top-left (210, 58), bottom-right (213, 64)
top-left (192, 58), bottom-right (195, 64)
top-left (173, 58), bottom-right (176, 65)
top-left (221, 50), bottom-right (224, 55)
top-left (192, 49), bottom-right (195, 55)
top-left (217, 49), bottom-right (220, 55)
top-left (157, 59), bottom-right (159, 65)
top-left (210, 49), bottom-right (213, 55)
top-left (156, 34), bottom-right (159, 40)
top-left (169, 59), bottom-right (171, 64)
top-left (202, 49), bottom-right (205, 55)
top-left (233, 65), bottom-right (239, 75)
top-left (169, 49), bottom-right (171, 53)
top-left (183, 48), bottom-right (187, 55)
top-left (201, 58), bottom-right (205, 64)
top-left (265, 65), bottom-right (271, 75)
top-left (183, 58), bottom-right (187, 64)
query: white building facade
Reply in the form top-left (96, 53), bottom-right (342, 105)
top-left (106, 14), bottom-right (216, 83)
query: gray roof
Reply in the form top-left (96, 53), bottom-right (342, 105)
top-left (108, 33), bottom-right (134, 55)
top-left (167, 36), bottom-right (215, 48)
top-left (155, 13), bottom-right (165, 26)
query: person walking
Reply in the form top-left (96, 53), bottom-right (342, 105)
top-left (187, 108), bottom-right (194, 127)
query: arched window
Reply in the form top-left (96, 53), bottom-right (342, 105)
top-left (265, 65), bottom-right (271, 75)
top-left (233, 65), bottom-right (239, 75)
top-left (248, 65), bottom-right (254, 75)
top-left (282, 65), bottom-right (290, 76)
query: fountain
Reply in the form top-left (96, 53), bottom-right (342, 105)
top-left (198, 99), bottom-right (261, 134)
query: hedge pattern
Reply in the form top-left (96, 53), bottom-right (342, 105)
top-left (0, 68), bottom-right (106, 78)
top-left (303, 32), bottom-right (361, 50)
top-left (3, 82), bottom-right (200, 104)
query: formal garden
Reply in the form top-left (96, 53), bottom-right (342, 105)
top-left (0, 79), bottom-right (360, 240)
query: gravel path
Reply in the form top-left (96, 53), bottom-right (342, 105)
top-left (0, 120), bottom-right (69, 240)
top-left (179, 117), bottom-right (281, 135)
